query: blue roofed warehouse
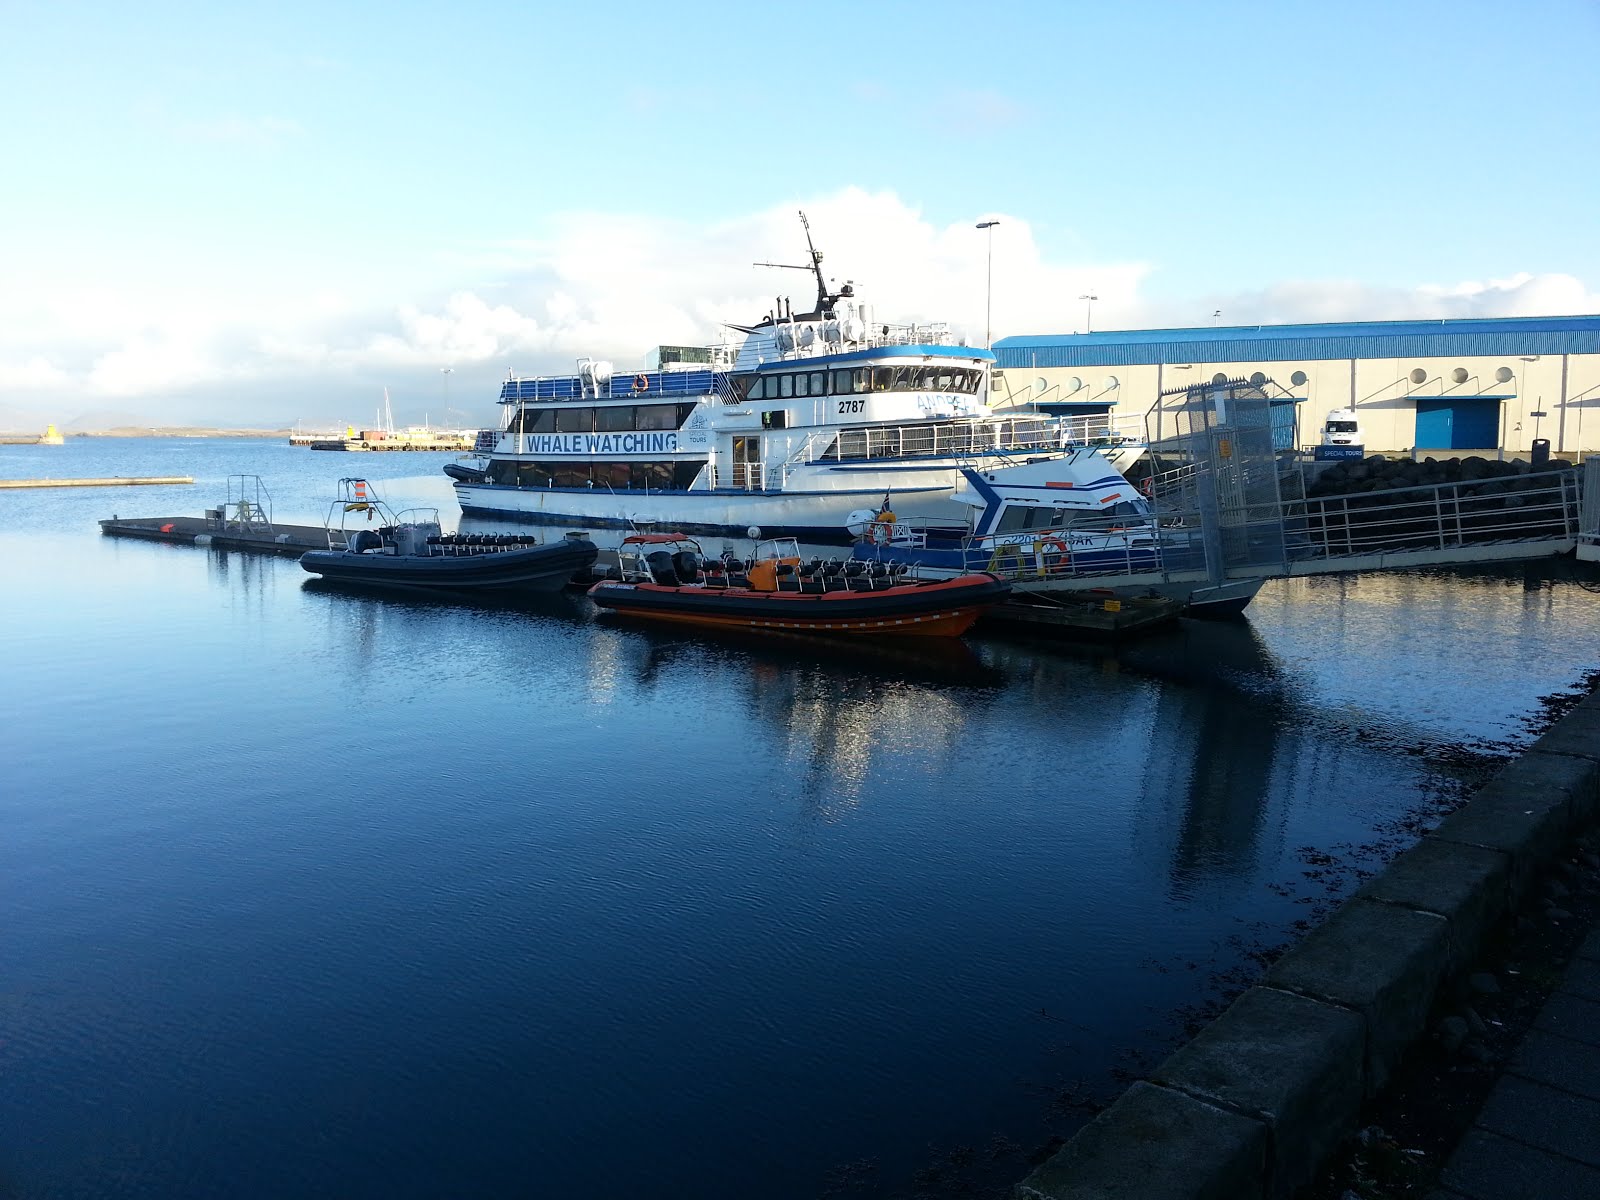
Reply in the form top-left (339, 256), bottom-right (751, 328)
top-left (990, 315), bottom-right (1600, 455)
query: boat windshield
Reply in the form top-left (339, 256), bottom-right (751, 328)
top-left (753, 537), bottom-right (804, 561)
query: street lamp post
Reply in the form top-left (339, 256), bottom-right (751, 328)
top-left (1079, 292), bottom-right (1097, 334)
top-left (1519, 355), bottom-right (1542, 452)
top-left (976, 220), bottom-right (999, 348)
top-left (1212, 310), bottom-right (1221, 327)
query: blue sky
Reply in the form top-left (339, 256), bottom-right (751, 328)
top-left (1, 0), bottom-right (1595, 427)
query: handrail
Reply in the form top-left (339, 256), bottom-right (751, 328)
top-left (861, 467), bottom-right (1583, 586)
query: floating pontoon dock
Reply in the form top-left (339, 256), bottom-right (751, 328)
top-left (98, 475), bottom-right (343, 556)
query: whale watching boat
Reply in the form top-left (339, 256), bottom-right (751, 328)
top-left (587, 533), bottom-right (1010, 637)
top-left (450, 213), bottom-right (1135, 541)
top-left (846, 452), bottom-right (1263, 616)
top-left (298, 478), bottom-right (597, 591)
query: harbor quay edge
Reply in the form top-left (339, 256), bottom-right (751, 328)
top-left (1014, 688), bottom-right (1600, 1200)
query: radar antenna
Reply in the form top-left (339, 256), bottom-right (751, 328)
top-left (752, 210), bottom-right (833, 316)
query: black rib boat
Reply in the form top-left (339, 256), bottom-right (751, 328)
top-left (297, 478), bottom-right (597, 592)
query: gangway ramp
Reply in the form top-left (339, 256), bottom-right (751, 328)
top-left (989, 381), bottom-right (1586, 596)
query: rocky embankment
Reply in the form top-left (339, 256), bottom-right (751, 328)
top-left (1306, 453), bottom-right (1574, 500)
top-left (1294, 455), bottom-right (1579, 549)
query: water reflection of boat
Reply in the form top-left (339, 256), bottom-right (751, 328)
top-left (298, 478), bottom-right (598, 592)
top-left (611, 616), bottom-right (1001, 689)
top-left (588, 533), bottom-right (1010, 637)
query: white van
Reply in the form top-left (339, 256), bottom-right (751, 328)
top-left (1321, 408), bottom-right (1362, 447)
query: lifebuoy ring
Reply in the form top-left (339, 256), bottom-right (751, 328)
top-left (869, 519), bottom-right (895, 544)
top-left (633, 374), bottom-right (649, 393)
top-left (1037, 537), bottom-right (1069, 569)
top-left (1139, 477), bottom-right (1154, 497)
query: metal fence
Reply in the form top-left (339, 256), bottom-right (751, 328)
top-left (961, 467), bottom-right (1582, 588)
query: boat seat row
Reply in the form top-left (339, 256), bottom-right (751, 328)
top-left (634, 548), bottom-right (923, 591)
top-left (424, 533), bottom-right (539, 555)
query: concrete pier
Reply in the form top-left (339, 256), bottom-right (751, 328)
top-left (0, 476), bottom-right (194, 488)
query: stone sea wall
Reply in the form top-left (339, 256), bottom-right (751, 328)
top-left (1015, 689), bottom-right (1600, 1200)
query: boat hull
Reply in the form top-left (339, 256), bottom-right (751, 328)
top-left (850, 539), bottom-right (1263, 616)
top-left (299, 539), bottom-right (598, 591)
top-left (588, 573), bottom-right (1010, 637)
top-left (453, 481), bottom-right (961, 542)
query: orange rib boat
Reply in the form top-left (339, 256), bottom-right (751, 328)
top-left (588, 534), bottom-right (1009, 638)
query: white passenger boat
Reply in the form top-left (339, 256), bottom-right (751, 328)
top-left (450, 215), bottom-right (1136, 541)
top-left (847, 453), bottom-right (1264, 617)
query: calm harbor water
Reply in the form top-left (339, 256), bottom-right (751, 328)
top-left (3, 437), bottom-right (1598, 1199)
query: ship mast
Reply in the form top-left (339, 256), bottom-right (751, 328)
top-left (752, 210), bottom-right (834, 318)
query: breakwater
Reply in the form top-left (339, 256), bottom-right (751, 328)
top-left (0, 476), bottom-right (195, 488)
top-left (1305, 453), bottom-right (1573, 503)
top-left (1016, 685), bottom-right (1600, 1200)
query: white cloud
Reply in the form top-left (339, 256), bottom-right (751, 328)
top-left (0, 187), bottom-right (1593, 424)
top-left (0, 356), bottom-right (72, 391)
top-left (1175, 272), bottom-right (1600, 329)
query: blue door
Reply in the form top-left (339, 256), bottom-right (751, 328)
top-left (1415, 400), bottom-right (1501, 449)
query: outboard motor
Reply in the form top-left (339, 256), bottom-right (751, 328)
top-left (645, 550), bottom-right (680, 585)
top-left (672, 549), bottom-right (701, 583)
top-left (348, 529), bottom-right (382, 554)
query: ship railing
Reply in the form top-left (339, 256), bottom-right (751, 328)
top-left (859, 512), bottom-right (1168, 580)
top-left (988, 399), bottom-right (1147, 448)
top-left (712, 371), bottom-right (744, 406)
top-left (767, 322), bottom-right (959, 362)
top-left (702, 456), bottom-right (768, 492)
top-left (500, 367), bottom-right (725, 404)
top-left (961, 515), bottom-right (1167, 580)
top-left (786, 417), bottom-right (1088, 466)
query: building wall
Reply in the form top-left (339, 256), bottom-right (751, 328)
top-left (990, 337), bottom-right (1600, 457)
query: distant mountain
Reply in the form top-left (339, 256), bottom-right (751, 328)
top-left (0, 401), bottom-right (55, 434)
top-left (64, 409), bottom-right (160, 432)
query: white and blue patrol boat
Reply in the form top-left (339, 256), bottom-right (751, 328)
top-left (846, 452), bottom-right (1264, 616)
top-left (449, 214), bottom-right (1123, 541)
top-left (848, 451), bottom-right (1162, 575)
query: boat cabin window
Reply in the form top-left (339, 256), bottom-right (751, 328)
top-left (636, 404), bottom-right (690, 431)
top-left (995, 504), bottom-right (1074, 533)
top-left (1105, 500), bottom-right (1147, 518)
top-left (736, 365), bottom-right (982, 402)
top-left (490, 460), bottom-right (702, 490)
top-left (512, 406), bottom-right (557, 434)
top-left (518, 403), bottom-right (691, 434)
top-left (761, 410), bottom-right (788, 429)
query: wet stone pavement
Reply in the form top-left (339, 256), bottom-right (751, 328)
top-left (1431, 920), bottom-right (1600, 1200)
